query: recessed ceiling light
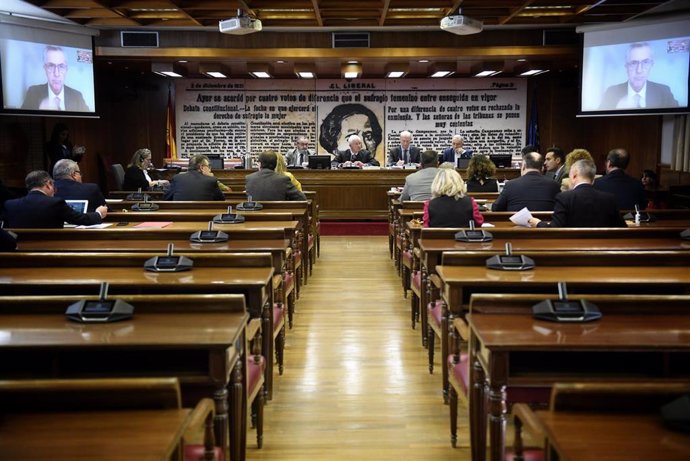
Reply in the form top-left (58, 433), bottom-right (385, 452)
top-left (386, 71), bottom-right (405, 78)
top-left (418, 59), bottom-right (430, 63)
top-left (431, 71), bottom-right (453, 78)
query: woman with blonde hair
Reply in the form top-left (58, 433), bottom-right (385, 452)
top-left (272, 151), bottom-right (302, 191)
top-left (423, 168), bottom-right (484, 227)
top-left (122, 148), bottom-right (169, 191)
top-left (465, 154), bottom-right (498, 192)
top-left (561, 148), bottom-right (594, 191)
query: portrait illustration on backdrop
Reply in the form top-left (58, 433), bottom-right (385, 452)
top-left (319, 103), bottom-right (383, 158)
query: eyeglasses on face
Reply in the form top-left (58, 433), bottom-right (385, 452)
top-left (45, 63), bottom-right (68, 73)
top-left (626, 59), bottom-right (653, 69)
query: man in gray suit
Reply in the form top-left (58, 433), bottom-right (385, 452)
top-left (399, 150), bottom-right (439, 201)
top-left (284, 136), bottom-right (316, 167)
top-left (246, 151), bottom-right (306, 201)
top-left (164, 154), bottom-right (224, 201)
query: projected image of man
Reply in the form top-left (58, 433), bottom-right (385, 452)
top-left (599, 42), bottom-right (678, 110)
top-left (21, 46), bottom-right (89, 112)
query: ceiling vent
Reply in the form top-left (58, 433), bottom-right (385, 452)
top-left (332, 32), bottom-right (370, 48)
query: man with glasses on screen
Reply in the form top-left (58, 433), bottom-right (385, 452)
top-left (21, 45), bottom-right (89, 112)
top-left (599, 42), bottom-right (678, 110)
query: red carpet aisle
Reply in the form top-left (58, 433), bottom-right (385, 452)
top-left (319, 221), bottom-right (389, 236)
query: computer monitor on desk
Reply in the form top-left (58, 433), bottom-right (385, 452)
top-left (489, 154), bottom-right (512, 168)
top-left (308, 155), bottom-right (331, 170)
top-left (207, 154), bottom-right (224, 170)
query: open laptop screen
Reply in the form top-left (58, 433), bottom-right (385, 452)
top-left (65, 199), bottom-right (88, 213)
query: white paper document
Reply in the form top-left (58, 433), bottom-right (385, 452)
top-left (509, 207), bottom-right (533, 227)
top-left (75, 223), bottom-right (114, 229)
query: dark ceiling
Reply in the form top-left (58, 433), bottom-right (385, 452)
top-left (19, 0), bottom-right (690, 78)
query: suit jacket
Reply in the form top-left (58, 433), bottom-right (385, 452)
top-left (245, 169), bottom-right (306, 201)
top-left (164, 170), bottom-right (224, 201)
top-left (599, 81), bottom-right (678, 110)
top-left (3, 190), bottom-right (102, 228)
top-left (593, 169), bottom-right (647, 211)
top-left (491, 171), bottom-right (561, 212)
top-left (538, 184), bottom-right (626, 228)
top-left (544, 165), bottom-right (566, 184)
top-left (122, 165), bottom-right (150, 191)
top-left (285, 148), bottom-right (316, 167)
top-left (54, 179), bottom-right (107, 212)
top-left (466, 178), bottom-right (499, 193)
top-left (333, 149), bottom-right (380, 167)
top-left (442, 147), bottom-right (472, 163)
top-left (400, 167), bottom-right (438, 201)
top-left (387, 146), bottom-right (421, 165)
top-left (21, 84), bottom-right (89, 111)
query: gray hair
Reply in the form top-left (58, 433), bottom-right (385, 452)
top-left (53, 158), bottom-right (79, 179)
top-left (571, 159), bottom-right (597, 181)
top-left (348, 134), bottom-right (363, 146)
top-left (25, 170), bottom-right (52, 189)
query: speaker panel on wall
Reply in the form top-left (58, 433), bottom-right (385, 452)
top-left (120, 31), bottom-right (159, 48)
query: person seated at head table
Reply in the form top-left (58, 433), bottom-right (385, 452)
top-left (465, 154), bottom-right (499, 193)
top-left (529, 159), bottom-right (627, 228)
top-left (2, 170), bottom-right (107, 228)
top-left (122, 148), bottom-right (169, 191)
top-left (245, 151), bottom-right (307, 201)
top-left (387, 130), bottom-right (421, 166)
top-left (400, 150), bottom-right (439, 201)
top-left (560, 148), bottom-right (594, 192)
top-left (491, 152), bottom-right (560, 212)
top-left (164, 154), bottom-right (225, 201)
top-left (441, 134), bottom-right (473, 163)
top-left (285, 135), bottom-right (317, 167)
top-left (53, 159), bottom-right (106, 212)
top-left (333, 134), bottom-right (380, 168)
top-left (593, 148), bottom-right (648, 211)
top-left (273, 151), bottom-right (302, 191)
top-left (423, 167), bottom-right (484, 228)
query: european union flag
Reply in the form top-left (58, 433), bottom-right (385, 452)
top-left (527, 88), bottom-right (540, 152)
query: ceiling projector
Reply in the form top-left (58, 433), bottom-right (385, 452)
top-left (440, 15), bottom-right (483, 35)
top-left (219, 16), bottom-right (262, 35)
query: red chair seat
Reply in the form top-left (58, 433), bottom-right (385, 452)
top-left (273, 303), bottom-right (286, 330)
top-left (283, 272), bottom-right (294, 294)
top-left (184, 445), bottom-right (224, 461)
top-left (307, 234), bottom-right (314, 249)
top-left (427, 300), bottom-right (443, 328)
top-left (411, 270), bottom-right (421, 292)
top-left (504, 449), bottom-right (545, 461)
top-left (447, 353), bottom-right (470, 396)
top-left (247, 356), bottom-right (266, 394)
top-left (402, 250), bottom-right (413, 266)
top-left (294, 250), bottom-right (302, 266)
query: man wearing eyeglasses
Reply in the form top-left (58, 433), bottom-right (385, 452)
top-left (21, 45), bottom-right (89, 112)
top-left (164, 154), bottom-right (225, 201)
top-left (53, 159), bottom-right (107, 212)
top-left (599, 42), bottom-right (678, 110)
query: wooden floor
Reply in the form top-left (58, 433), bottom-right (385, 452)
top-left (246, 236), bottom-right (471, 461)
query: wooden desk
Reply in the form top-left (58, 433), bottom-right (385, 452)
top-left (0, 409), bottom-right (195, 461)
top-left (0, 295), bottom-right (248, 461)
top-left (216, 169), bottom-right (519, 220)
top-left (534, 410), bottom-right (690, 461)
top-left (467, 313), bottom-right (690, 461)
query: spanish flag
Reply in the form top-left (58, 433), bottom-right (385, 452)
top-left (165, 86), bottom-right (177, 160)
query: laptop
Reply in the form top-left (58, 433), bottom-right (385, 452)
top-left (456, 158), bottom-right (471, 169)
top-left (66, 199), bottom-right (89, 214)
top-left (65, 200), bottom-right (89, 227)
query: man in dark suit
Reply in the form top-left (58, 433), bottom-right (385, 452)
top-left (599, 42), bottom-right (678, 110)
top-left (491, 152), bottom-right (560, 212)
top-left (543, 146), bottom-right (566, 183)
top-left (387, 131), bottom-right (420, 166)
top-left (21, 46), bottom-right (89, 112)
top-left (285, 136), bottom-right (316, 167)
top-left (246, 151), bottom-right (307, 201)
top-left (3, 170), bottom-right (107, 228)
top-left (530, 160), bottom-right (626, 228)
top-left (333, 135), bottom-right (380, 168)
top-left (441, 135), bottom-right (472, 164)
top-left (593, 148), bottom-right (647, 210)
top-left (164, 154), bottom-right (224, 201)
top-left (53, 159), bottom-right (107, 212)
